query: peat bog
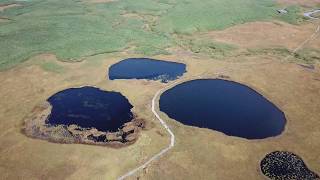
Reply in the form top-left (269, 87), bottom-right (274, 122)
top-left (159, 79), bottom-right (286, 139)
top-left (108, 58), bottom-right (186, 83)
top-left (24, 87), bottom-right (145, 146)
top-left (260, 151), bottom-right (319, 180)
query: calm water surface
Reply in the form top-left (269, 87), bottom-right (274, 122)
top-left (159, 79), bottom-right (286, 139)
top-left (47, 87), bottom-right (133, 132)
top-left (109, 58), bottom-right (186, 82)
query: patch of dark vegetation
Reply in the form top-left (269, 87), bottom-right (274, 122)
top-left (176, 37), bottom-right (237, 59)
top-left (246, 47), bottom-right (291, 57)
top-left (217, 74), bottom-right (230, 79)
top-left (246, 47), bottom-right (320, 64)
top-left (294, 49), bottom-right (320, 64)
top-left (299, 64), bottom-right (315, 70)
top-left (260, 151), bottom-right (319, 180)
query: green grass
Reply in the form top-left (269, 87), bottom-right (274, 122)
top-left (178, 38), bottom-right (237, 58)
top-left (40, 62), bottom-right (65, 73)
top-left (0, 0), bottom-right (304, 70)
top-left (155, 0), bottom-right (278, 34)
top-left (276, 6), bottom-right (305, 24)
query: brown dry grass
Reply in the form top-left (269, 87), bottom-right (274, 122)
top-left (1, 48), bottom-right (320, 179)
top-left (199, 21), bottom-right (320, 51)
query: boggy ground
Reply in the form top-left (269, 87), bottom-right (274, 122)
top-left (0, 19), bottom-right (320, 180)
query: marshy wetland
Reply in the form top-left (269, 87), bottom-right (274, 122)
top-left (0, 0), bottom-right (320, 179)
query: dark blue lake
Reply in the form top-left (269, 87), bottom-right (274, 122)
top-left (108, 58), bottom-right (186, 83)
top-left (47, 87), bottom-right (133, 132)
top-left (159, 79), bottom-right (286, 139)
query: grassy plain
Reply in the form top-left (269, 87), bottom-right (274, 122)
top-left (0, 0), bottom-right (320, 179)
top-left (0, 0), bottom-right (306, 70)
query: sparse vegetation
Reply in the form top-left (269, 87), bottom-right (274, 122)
top-left (246, 47), bottom-right (320, 64)
top-left (41, 62), bottom-right (65, 73)
top-left (311, 11), bottom-right (320, 18)
top-left (247, 47), bottom-right (291, 57)
top-left (294, 48), bottom-right (320, 64)
top-left (178, 38), bottom-right (237, 58)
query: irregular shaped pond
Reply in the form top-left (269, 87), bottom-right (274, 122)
top-left (261, 151), bottom-right (319, 180)
top-left (108, 58), bottom-right (186, 82)
top-left (159, 79), bottom-right (286, 139)
top-left (47, 86), bottom-right (133, 132)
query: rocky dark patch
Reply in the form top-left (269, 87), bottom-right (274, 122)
top-left (260, 151), bottom-right (319, 180)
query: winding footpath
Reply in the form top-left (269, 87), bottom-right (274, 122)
top-left (117, 14), bottom-right (320, 180)
top-left (117, 84), bottom-right (177, 180)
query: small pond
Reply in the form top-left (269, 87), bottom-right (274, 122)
top-left (159, 79), bottom-right (286, 139)
top-left (108, 58), bottom-right (186, 82)
top-left (47, 86), bottom-right (133, 132)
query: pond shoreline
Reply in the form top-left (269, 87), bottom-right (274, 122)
top-left (23, 102), bottom-right (145, 148)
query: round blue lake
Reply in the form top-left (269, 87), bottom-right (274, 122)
top-left (159, 79), bottom-right (286, 139)
top-left (108, 58), bottom-right (187, 83)
top-left (47, 87), bottom-right (133, 132)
